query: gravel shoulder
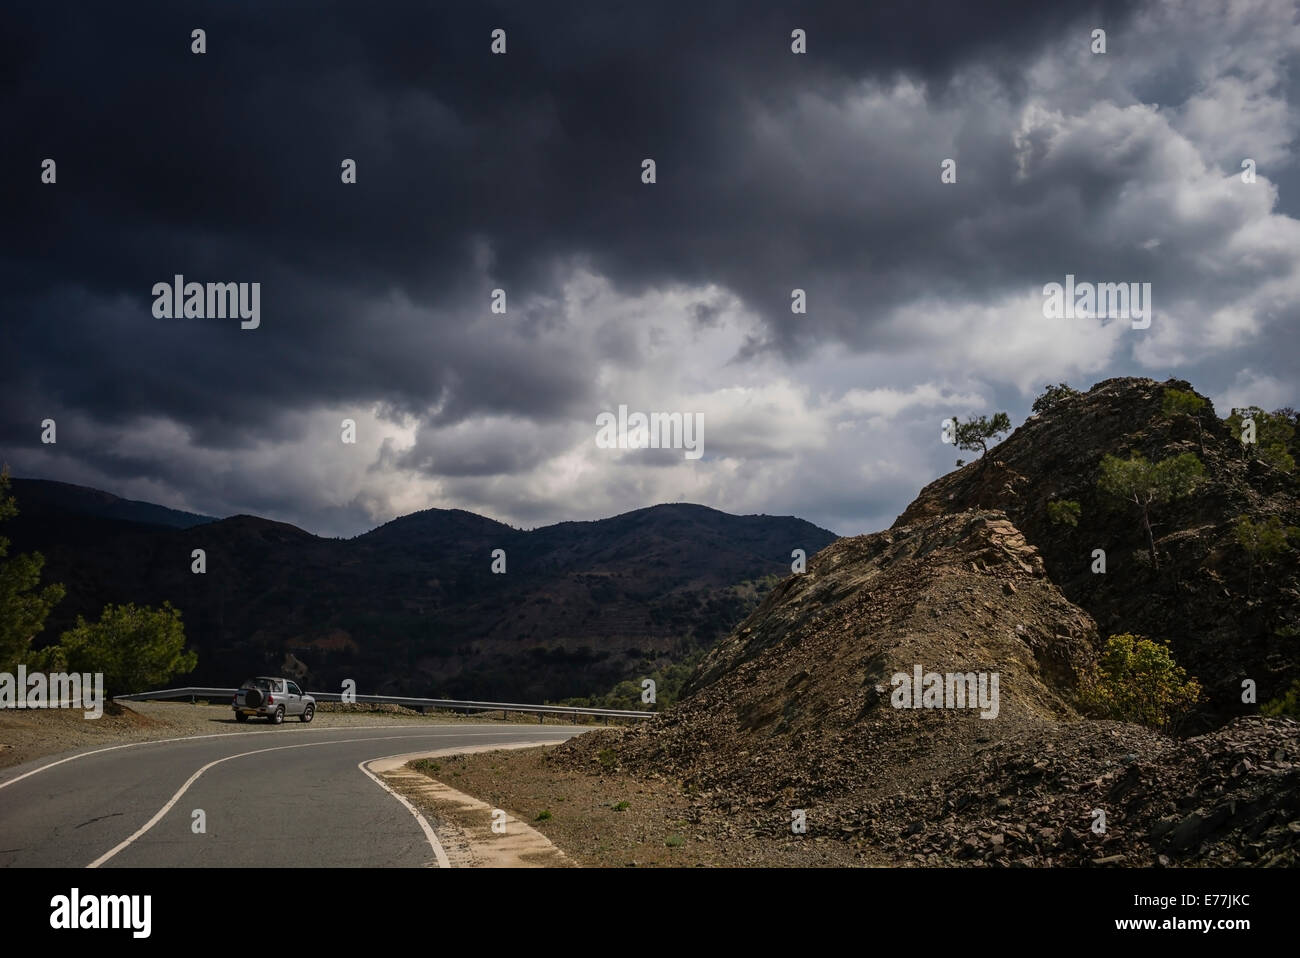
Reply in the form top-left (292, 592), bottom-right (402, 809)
top-left (407, 740), bottom-right (880, 867)
top-left (0, 700), bottom-right (580, 771)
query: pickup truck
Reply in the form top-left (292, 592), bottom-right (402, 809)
top-left (232, 677), bottom-right (315, 725)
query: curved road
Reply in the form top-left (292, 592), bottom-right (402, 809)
top-left (0, 723), bottom-right (585, 868)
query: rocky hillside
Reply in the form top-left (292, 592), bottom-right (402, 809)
top-left (564, 510), bottom-right (1098, 799)
top-left (550, 377), bottom-right (1300, 866)
top-left (897, 377), bottom-right (1300, 723)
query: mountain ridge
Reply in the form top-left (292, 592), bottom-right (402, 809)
top-left (10, 477), bottom-right (219, 529)
top-left (7, 480), bottom-right (838, 702)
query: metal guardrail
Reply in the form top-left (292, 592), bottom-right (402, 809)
top-left (113, 686), bottom-right (656, 721)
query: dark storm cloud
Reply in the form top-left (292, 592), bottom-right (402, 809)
top-left (2, 0), bottom-right (1136, 437)
top-left (4, 0), bottom-right (1296, 537)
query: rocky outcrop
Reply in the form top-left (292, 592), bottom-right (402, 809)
top-left (850, 716), bottom-right (1299, 866)
top-left (550, 377), bottom-right (1300, 866)
top-left (899, 377), bottom-right (1300, 723)
top-left (554, 508), bottom-right (1101, 817)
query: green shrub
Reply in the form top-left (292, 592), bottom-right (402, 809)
top-left (535, 809), bottom-right (553, 821)
top-left (1235, 516), bottom-right (1294, 561)
top-left (1161, 388), bottom-right (1206, 419)
top-left (1032, 383), bottom-right (1080, 415)
top-left (1261, 679), bottom-right (1300, 718)
top-left (1047, 499), bottom-right (1081, 527)
top-left (560, 645), bottom-right (709, 712)
top-left (1162, 388), bottom-right (1209, 452)
top-left (1079, 633), bottom-right (1203, 733)
top-left (612, 801), bottom-right (630, 812)
top-left (1235, 516), bottom-right (1298, 596)
top-left (664, 833), bottom-right (685, 847)
top-left (1225, 407), bottom-right (1296, 472)
top-left (50, 601), bottom-right (197, 696)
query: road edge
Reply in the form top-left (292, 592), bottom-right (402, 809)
top-left (369, 743), bottom-right (573, 868)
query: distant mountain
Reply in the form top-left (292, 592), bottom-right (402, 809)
top-left (10, 478), bottom-right (217, 529)
top-left (7, 484), bottom-right (838, 701)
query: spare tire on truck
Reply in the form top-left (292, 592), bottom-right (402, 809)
top-left (244, 688), bottom-right (264, 707)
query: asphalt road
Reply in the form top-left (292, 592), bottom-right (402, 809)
top-left (0, 723), bottom-right (585, 868)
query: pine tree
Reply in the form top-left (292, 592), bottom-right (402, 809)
top-left (1097, 452), bottom-right (1203, 569)
top-left (0, 468), bottom-right (66, 672)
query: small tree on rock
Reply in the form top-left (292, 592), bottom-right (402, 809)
top-left (1032, 383), bottom-right (1080, 415)
top-left (953, 413), bottom-right (1012, 471)
top-left (1097, 452), bottom-right (1203, 569)
top-left (1161, 387), bottom-right (1208, 456)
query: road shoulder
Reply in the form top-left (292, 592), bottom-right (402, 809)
top-left (373, 744), bottom-right (571, 867)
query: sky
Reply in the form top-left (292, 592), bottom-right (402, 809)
top-left (3, 0), bottom-right (1299, 538)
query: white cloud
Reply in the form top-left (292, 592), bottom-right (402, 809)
top-left (1213, 368), bottom-right (1295, 415)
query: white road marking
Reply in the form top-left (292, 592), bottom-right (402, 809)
top-left (82, 730), bottom-right (577, 868)
top-left (364, 743), bottom-right (574, 868)
top-left (0, 725), bottom-right (408, 792)
top-left (358, 756), bottom-right (451, 868)
top-left (0, 722), bottom-right (582, 792)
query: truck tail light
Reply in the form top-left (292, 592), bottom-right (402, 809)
top-left (266, 694), bottom-right (274, 705)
